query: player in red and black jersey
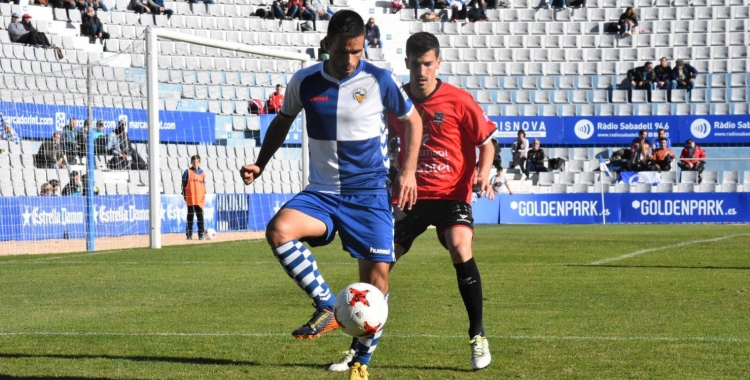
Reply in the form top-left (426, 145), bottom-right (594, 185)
top-left (329, 32), bottom-right (495, 373)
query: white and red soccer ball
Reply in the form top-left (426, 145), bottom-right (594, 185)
top-left (205, 228), bottom-right (217, 240)
top-left (334, 283), bottom-right (388, 338)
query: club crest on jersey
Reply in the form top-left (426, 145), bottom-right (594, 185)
top-left (433, 112), bottom-right (445, 123)
top-left (353, 88), bottom-right (367, 103)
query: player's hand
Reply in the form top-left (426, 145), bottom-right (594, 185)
top-left (397, 171), bottom-right (417, 210)
top-left (477, 178), bottom-right (494, 201)
top-left (240, 164), bottom-right (262, 185)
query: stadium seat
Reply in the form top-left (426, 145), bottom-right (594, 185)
top-left (657, 183), bottom-right (674, 193)
top-left (720, 183), bottom-right (738, 192)
top-left (635, 183), bottom-right (652, 193)
top-left (537, 172), bottom-right (554, 186)
top-left (680, 171), bottom-right (699, 184)
top-left (699, 183), bottom-right (717, 193)
top-left (614, 183), bottom-right (631, 193)
top-left (702, 171), bottom-right (719, 184)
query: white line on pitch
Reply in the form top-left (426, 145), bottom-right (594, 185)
top-left (588, 234), bottom-right (750, 266)
top-left (0, 331), bottom-right (748, 343)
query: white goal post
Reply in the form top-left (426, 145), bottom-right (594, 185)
top-left (144, 26), bottom-right (312, 249)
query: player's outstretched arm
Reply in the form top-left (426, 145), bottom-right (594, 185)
top-left (240, 113), bottom-right (296, 185)
top-left (397, 110), bottom-right (422, 210)
top-left (477, 142), bottom-right (495, 200)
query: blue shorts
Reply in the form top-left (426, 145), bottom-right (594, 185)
top-left (281, 191), bottom-right (395, 262)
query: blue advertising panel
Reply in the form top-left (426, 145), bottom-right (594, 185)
top-left (246, 193), bottom-right (297, 230)
top-left (679, 115), bottom-right (750, 144)
top-left (0, 196), bottom-right (20, 242)
top-left (259, 114), bottom-right (303, 144)
top-left (473, 197), bottom-right (501, 224)
top-left (490, 116), bottom-right (564, 145)
top-left (14, 196), bottom-right (87, 240)
top-left (93, 195), bottom-right (150, 237)
top-left (619, 193), bottom-right (746, 224)
top-left (561, 116), bottom-right (680, 145)
top-left (161, 194), bottom-right (217, 233)
top-left (498, 193), bottom-right (619, 224)
top-left (0, 102), bottom-right (215, 144)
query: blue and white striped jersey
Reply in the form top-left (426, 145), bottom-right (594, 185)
top-left (281, 60), bottom-right (413, 195)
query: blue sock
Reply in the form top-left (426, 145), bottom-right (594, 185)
top-left (352, 292), bottom-right (389, 366)
top-left (273, 240), bottom-right (335, 310)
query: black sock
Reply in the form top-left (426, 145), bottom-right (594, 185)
top-left (454, 258), bottom-right (485, 338)
top-left (349, 337), bottom-right (357, 351)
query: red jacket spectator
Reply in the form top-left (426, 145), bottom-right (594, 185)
top-left (267, 84), bottom-right (285, 114)
top-left (679, 141), bottom-right (706, 165)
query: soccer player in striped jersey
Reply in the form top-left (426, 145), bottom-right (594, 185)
top-left (329, 31), bottom-right (496, 372)
top-left (240, 10), bottom-right (422, 380)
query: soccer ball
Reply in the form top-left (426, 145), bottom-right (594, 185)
top-left (333, 283), bottom-right (388, 338)
top-left (205, 228), bottom-right (217, 240)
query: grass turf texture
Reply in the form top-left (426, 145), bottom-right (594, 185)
top-left (0, 224), bottom-right (749, 379)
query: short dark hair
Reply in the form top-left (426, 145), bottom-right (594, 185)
top-left (406, 32), bottom-right (440, 59)
top-left (639, 129), bottom-right (647, 135)
top-left (645, 61), bottom-right (653, 66)
top-left (660, 137), bottom-right (667, 141)
top-left (191, 155), bottom-right (201, 162)
top-left (70, 171), bottom-right (79, 179)
top-left (327, 10), bottom-right (365, 40)
top-left (518, 129), bottom-right (526, 137)
top-left (49, 179), bottom-right (60, 187)
top-left (657, 128), bottom-right (665, 134)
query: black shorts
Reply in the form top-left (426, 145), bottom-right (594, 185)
top-left (394, 199), bottom-right (474, 252)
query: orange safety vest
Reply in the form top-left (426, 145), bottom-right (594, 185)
top-left (184, 168), bottom-right (206, 209)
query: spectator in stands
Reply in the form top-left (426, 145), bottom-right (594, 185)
top-left (652, 137), bottom-right (675, 172)
top-left (318, 37), bottom-right (330, 60)
top-left (626, 61), bottom-right (654, 102)
top-left (248, 98), bottom-right (265, 115)
top-left (130, 0), bottom-right (157, 14)
top-left (618, 7), bottom-right (638, 35)
top-left (391, 0), bottom-right (406, 13)
top-left (509, 129), bottom-right (529, 173)
top-left (62, 118), bottom-right (80, 160)
top-left (525, 139), bottom-right (548, 178)
top-left (51, 0), bottom-right (77, 22)
top-left (449, 0), bottom-right (470, 23)
top-left (628, 141), bottom-right (653, 172)
top-left (62, 171), bottom-right (83, 196)
top-left (653, 57), bottom-right (673, 100)
top-left (90, 0), bottom-right (110, 12)
top-left (490, 167), bottom-right (513, 195)
top-left (49, 179), bottom-right (61, 195)
top-left (40, 182), bottom-right (53, 197)
top-left (93, 120), bottom-right (108, 155)
top-left (82, 6), bottom-right (110, 44)
top-left (678, 138), bottom-right (706, 177)
top-left (182, 155), bottom-right (207, 240)
top-left (266, 84), bottom-right (285, 114)
top-left (412, 0), bottom-right (436, 20)
top-left (568, 0), bottom-right (585, 8)
top-left (491, 138), bottom-right (502, 170)
top-left (108, 120), bottom-right (147, 170)
top-left (75, 0), bottom-right (88, 11)
top-left (76, 120), bottom-right (93, 157)
top-left (273, 0), bottom-right (301, 19)
top-left (671, 59), bottom-right (698, 94)
top-left (364, 18), bottom-right (382, 58)
top-left (305, 0), bottom-right (332, 21)
top-left (1, 123), bottom-right (20, 145)
top-left (539, 0), bottom-right (567, 10)
top-left (630, 129), bottom-right (650, 154)
top-left (37, 132), bottom-right (68, 169)
top-left (8, 13), bottom-right (52, 48)
top-left (653, 128), bottom-right (671, 149)
top-left (189, 0), bottom-right (215, 5)
top-left (151, 0), bottom-right (174, 19)
top-left (81, 173), bottom-right (99, 196)
top-left (467, 0), bottom-right (488, 22)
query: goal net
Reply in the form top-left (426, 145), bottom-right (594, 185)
top-left (0, 27), bottom-right (309, 255)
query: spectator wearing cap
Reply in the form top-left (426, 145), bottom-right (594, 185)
top-left (671, 59), bottom-right (699, 93)
top-left (1, 123), bottom-right (21, 145)
top-left (81, 6), bottom-right (110, 44)
top-left (8, 13), bottom-right (53, 48)
top-left (266, 84), bottom-right (285, 114)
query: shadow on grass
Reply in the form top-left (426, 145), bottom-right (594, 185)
top-left (571, 264), bottom-right (750, 270)
top-left (0, 352), bottom-right (473, 372)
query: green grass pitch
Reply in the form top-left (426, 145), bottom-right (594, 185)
top-left (1, 224), bottom-right (749, 379)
